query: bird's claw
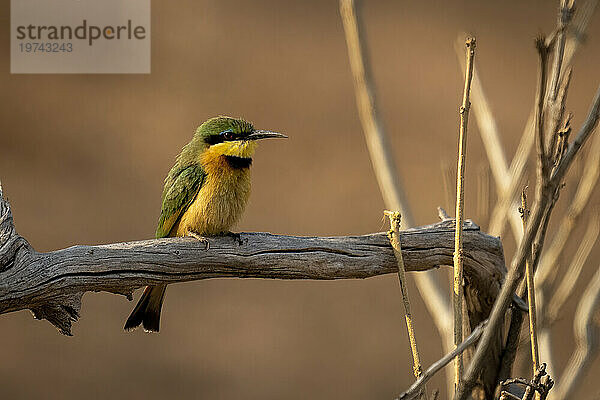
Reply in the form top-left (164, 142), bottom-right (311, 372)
top-left (226, 231), bottom-right (244, 246)
top-left (185, 230), bottom-right (210, 250)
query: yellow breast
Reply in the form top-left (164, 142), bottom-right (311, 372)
top-left (174, 148), bottom-right (252, 237)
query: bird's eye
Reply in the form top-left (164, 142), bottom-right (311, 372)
top-left (222, 131), bottom-right (235, 141)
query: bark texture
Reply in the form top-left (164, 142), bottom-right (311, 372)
top-left (0, 189), bottom-right (505, 336)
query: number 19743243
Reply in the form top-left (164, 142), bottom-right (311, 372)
top-left (19, 42), bottom-right (73, 53)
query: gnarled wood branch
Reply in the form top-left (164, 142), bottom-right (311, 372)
top-left (0, 186), bottom-right (505, 336)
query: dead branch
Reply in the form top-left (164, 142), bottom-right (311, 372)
top-left (0, 186), bottom-right (505, 336)
top-left (455, 22), bottom-right (600, 398)
top-left (485, 0), bottom-right (600, 386)
top-left (458, 83), bottom-right (600, 399)
top-left (498, 2), bottom-right (599, 382)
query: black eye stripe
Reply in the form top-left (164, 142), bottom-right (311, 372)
top-left (204, 135), bottom-right (223, 145)
top-left (204, 130), bottom-right (251, 145)
top-left (204, 130), bottom-right (234, 145)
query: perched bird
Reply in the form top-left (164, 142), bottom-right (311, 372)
top-left (124, 116), bottom-right (286, 332)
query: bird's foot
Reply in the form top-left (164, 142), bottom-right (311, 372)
top-left (185, 230), bottom-right (210, 250)
top-left (226, 231), bottom-right (244, 246)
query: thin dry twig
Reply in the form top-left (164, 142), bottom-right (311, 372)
top-left (453, 36), bottom-right (476, 390)
top-left (535, 38), bottom-right (550, 183)
top-left (547, 2), bottom-right (572, 102)
top-left (385, 210), bottom-right (426, 399)
top-left (396, 320), bottom-right (488, 400)
top-left (455, 36), bottom-right (524, 240)
top-left (438, 206), bottom-right (451, 221)
top-left (520, 188), bottom-right (540, 377)
top-left (545, 1), bottom-right (574, 173)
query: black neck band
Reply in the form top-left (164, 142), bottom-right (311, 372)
top-left (224, 155), bottom-right (253, 169)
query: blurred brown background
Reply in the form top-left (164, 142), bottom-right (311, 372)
top-left (1, 0), bottom-right (599, 399)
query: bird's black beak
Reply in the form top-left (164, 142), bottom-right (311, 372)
top-left (247, 130), bottom-right (288, 140)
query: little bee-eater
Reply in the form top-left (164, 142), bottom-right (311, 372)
top-left (124, 116), bottom-right (286, 332)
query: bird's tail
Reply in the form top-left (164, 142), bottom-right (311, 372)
top-left (124, 284), bottom-right (167, 332)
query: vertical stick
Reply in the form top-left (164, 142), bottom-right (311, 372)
top-left (453, 37), bottom-right (476, 391)
top-left (386, 211), bottom-right (427, 399)
top-left (521, 188), bottom-right (540, 378)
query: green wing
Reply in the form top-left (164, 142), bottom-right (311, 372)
top-left (155, 163), bottom-right (206, 238)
